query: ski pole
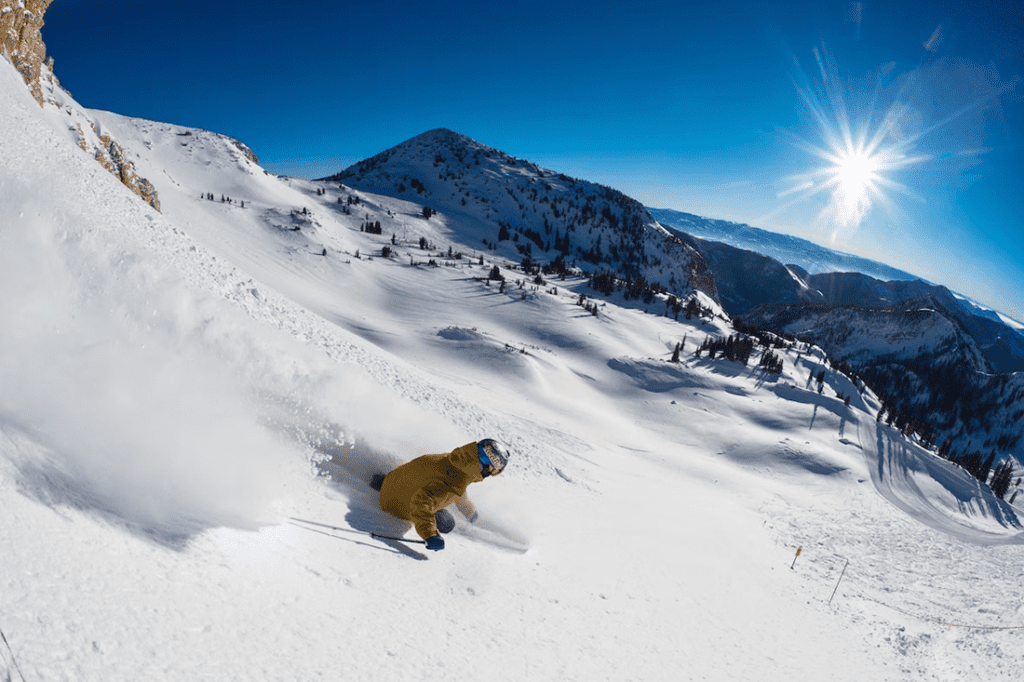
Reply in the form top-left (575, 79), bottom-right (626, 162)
top-left (1, 625), bottom-right (27, 682)
top-left (289, 517), bottom-right (350, 533)
top-left (829, 558), bottom-right (850, 606)
top-left (370, 531), bottom-right (426, 545)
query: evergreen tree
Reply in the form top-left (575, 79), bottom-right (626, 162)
top-left (685, 298), bottom-right (700, 320)
top-left (979, 452), bottom-right (997, 485)
top-left (991, 460), bottom-right (1014, 499)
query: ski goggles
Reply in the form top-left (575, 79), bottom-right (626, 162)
top-left (479, 451), bottom-right (503, 477)
top-left (478, 440), bottom-right (509, 477)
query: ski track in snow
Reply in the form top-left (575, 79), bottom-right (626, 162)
top-left (2, 58), bottom-right (1024, 681)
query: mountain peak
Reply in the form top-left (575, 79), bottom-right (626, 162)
top-left (408, 127), bottom-right (476, 145)
top-left (320, 129), bottom-right (720, 305)
top-left (320, 127), bottom-right (540, 186)
top-left (390, 127), bottom-right (496, 159)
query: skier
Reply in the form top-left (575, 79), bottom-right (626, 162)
top-left (370, 439), bottom-right (510, 551)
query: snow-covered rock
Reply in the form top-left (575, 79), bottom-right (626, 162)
top-left (0, 0), bottom-right (53, 104)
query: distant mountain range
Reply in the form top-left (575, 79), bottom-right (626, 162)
top-left (649, 207), bottom-right (923, 282)
top-left (652, 208), bottom-right (1024, 459)
top-left (648, 208), bottom-right (1024, 374)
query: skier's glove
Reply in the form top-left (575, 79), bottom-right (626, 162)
top-left (468, 512), bottom-right (479, 524)
top-left (425, 535), bottom-right (445, 551)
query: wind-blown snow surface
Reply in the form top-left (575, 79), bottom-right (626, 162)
top-left (2, 60), bottom-right (1024, 681)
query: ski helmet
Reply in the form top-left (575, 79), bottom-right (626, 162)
top-left (477, 439), bottom-right (510, 477)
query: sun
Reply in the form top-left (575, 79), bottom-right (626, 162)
top-left (773, 47), bottom-right (933, 245)
top-left (824, 145), bottom-right (887, 232)
top-left (834, 149), bottom-right (879, 201)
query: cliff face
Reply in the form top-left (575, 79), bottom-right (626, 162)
top-left (2, 1), bottom-right (160, 211)
top-left (1, 0), bottom-right (55, 106)
top-left (682, 234), bottom-right (823, 316)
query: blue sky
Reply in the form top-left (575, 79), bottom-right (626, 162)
top-left (42, 1), bottom-right (1023, 321)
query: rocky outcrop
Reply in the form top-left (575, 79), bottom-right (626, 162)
top-left (675, 236), bottom-right (719, 305)
top-left (1, 0), bottom-right (55, 106)
top-left (2, 1), bottom-right (161, 211)
top-left (95, 131), bottom-right (161, 212)
top-left (229, 137), bottom-right (259, 166)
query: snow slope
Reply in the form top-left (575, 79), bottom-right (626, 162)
top-left (2, 57), bottom-right (1024, 682)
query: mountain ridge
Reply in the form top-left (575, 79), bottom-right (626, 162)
top-left (320, 129), bottom-right (722, 307)
top-left (650, 206), bottom-right (925, 283)
top-left (652, 204), bottom-right (1024, 374)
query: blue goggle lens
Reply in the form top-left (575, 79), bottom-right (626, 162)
top-left (479, 451), bottom-right (502, 477)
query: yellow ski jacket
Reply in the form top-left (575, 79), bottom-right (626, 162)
top-left (378, 441), bottom-right (482, 540)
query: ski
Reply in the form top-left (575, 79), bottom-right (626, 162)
top-left (370, 531), bottom-right (426, 545)
top-left (288, 517), bottom-right (426, 545)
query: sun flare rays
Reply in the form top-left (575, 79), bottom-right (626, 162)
top-left (776, 47), bottom-right (933, 246)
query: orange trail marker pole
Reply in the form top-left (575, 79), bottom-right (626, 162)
top-left (791, 546), bottom-right (802, 569)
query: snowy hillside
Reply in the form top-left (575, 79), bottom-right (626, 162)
top-left (742, 300), bottom-right (1024, 476)
top-left (324, 129), bottom-right (720, 307)
top-left (743, 303), bottom-right (987, 370)
top-left (3, 54), bottom-right (1024, 682)
top-left (796, 274), bottom-right (1024, 375)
